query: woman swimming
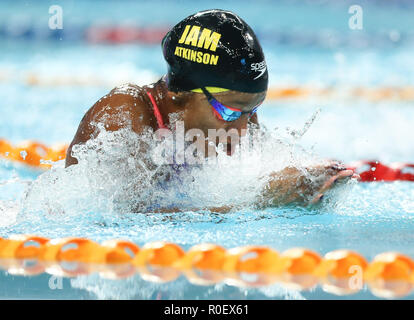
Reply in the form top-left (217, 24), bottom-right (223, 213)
top-left (65, 9), bottom-right (358, 211)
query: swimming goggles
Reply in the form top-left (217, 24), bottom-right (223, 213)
top-left (197, 87), bottom-right (260, 122)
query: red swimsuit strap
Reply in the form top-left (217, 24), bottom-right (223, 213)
top-left (146, 90), bottom-right (167, 129)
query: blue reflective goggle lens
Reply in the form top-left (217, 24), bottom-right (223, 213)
top-left (202, 87), bottom-right (260, 122)
top-left (210, 100), bottom-right (242, 121)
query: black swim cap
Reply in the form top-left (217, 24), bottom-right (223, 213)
top-left (162, 9), bottom-right (268, 93)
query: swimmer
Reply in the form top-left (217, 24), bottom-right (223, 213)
top-left (65, 9), bottom-right (358, 210)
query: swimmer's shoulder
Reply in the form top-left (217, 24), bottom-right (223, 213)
top-left (86, 83), bottom-right (157, 133)
top-left (65, 83), bottom-right (156, 167)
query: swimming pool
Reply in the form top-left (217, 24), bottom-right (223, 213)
top-left (1, 0), bottom-right (414, 299)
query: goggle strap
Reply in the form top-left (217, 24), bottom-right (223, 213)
top-left (211, 107), bottom-right (224, 120)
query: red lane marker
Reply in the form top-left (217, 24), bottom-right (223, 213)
top-left (347, 160), bottom-right (414, 182)
top-left (85, 26), bottom-right (169, 44)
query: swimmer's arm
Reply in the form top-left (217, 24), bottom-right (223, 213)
top-left (146, 163), bottom-right (357, 214)
top-left (245, 116), bottom-right (358, 205)
top-left (65, 89), bottom-right (154, 168)
top-left (257, 163), bottom-right (358, 207)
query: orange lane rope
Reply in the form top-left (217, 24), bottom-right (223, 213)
top-left (1, 139), bottom-right (414, 182)
top-left (266, 86), bottom-right (414, 101)
top-left (1, 68), bottom-right (414, 102)
top-left (1, 140), bottom-right (413, 296)
top-left (0, 235), bottom-right (413, 298)
top-left (0, 139), bottom-right (67, 169)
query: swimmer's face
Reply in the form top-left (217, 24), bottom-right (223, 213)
top-left (182, 90), bottom-right (266, 156)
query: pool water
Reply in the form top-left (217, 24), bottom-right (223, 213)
top-left (1, 0), bottom-right (414, 299)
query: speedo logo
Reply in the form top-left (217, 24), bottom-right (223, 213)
top-left (251, 61), bottom-right (267, 80)
top-left (174, 25), bottom-right (221, 66)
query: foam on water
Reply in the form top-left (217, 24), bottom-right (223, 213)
top-left (0, 109), bottom-right (362, 241)
top-left (17, 113), bottom-right (323, 211)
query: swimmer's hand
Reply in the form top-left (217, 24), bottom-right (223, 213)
top-left (259, 161), bottom-right (360, 207)
top-left (145, 162), bottom-right (358, 214)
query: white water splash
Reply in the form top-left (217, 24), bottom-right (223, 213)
top-left (17, 112), bottom-right (329, 222)
top-left (0, 200), bottom-right (19, 227)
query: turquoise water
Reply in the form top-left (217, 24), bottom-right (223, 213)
top-left (1, 0), bottom-right (414, 299)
